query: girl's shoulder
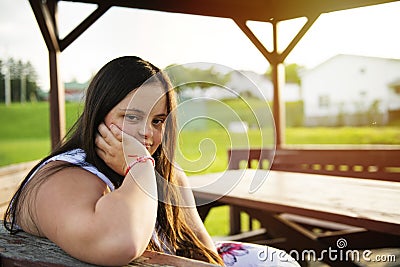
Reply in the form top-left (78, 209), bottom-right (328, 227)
top-left (31, 149), bottom-right (115, 191)
top-left (48, 148), bottom-right (87, 164)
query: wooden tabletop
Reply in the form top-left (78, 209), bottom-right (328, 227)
top-left (189, 169), bottom-right (400, 236)
top-left (0, 222), bottom-right (218, 267)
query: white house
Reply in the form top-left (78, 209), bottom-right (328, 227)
top-left (64, 80), bottom-right (88, 102)
top-left (301, 54), bottom-right (400, 126)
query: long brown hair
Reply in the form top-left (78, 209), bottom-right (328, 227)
top-left (4, 56), bottom-right (223, 265)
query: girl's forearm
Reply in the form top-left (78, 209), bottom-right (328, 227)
top-left (92, 161), bottom-right (158, 262)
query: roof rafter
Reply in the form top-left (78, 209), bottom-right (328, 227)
top-left (63, 0), bottom-right (398, 22)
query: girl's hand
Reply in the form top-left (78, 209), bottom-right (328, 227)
top-left (95, 123), bottom-right (149, 176)
top-left (95, 123), bottom-right (126, 175)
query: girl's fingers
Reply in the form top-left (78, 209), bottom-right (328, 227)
top-left (95, 147), bottom-right (106, 160)
top-left (98, 123), bottom-right (122, 147)
top-left (97, 123), bottom-right (112, 144)
top-left (109, 124), bottom-right (123, 142)
top-left (95, 133), bottom-right (109, 152)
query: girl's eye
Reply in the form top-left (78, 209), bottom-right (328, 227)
top-left (153, 118), bottom-right (165, 126)
top-left (125, 114), bottom-right (139, 121)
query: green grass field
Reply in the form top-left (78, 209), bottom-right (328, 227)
top-left (0, 102), bottom-right (83, 165)
top-left (2, 102), bottom-right (399, 167)
top-left (1, 102), bottom-right (399, 236)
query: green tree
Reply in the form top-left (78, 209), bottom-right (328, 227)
top-left (0, 57), bottom-right (40, 103)
top-left (265, 63), bottom-right (304, 85)
top-left (166, 64), bottom-right (230, 94)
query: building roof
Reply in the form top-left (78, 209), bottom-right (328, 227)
top-left (64, 81), bottom-right (88, 91)
top-left (302, 54), bottom-right (400, 76)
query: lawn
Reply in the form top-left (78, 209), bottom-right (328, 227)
top-left (1, 102), bottom-right (399, 236)
top-left (0, 102), bottom-right (82, 166)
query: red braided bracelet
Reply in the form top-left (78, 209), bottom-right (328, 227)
top-left (124, 156), bottom-right (155, 176)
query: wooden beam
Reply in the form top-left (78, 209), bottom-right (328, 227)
top-left (233, 19), bottom-right (273, 63)
top-left (28, 0), bottom-right (60, 52)
top-left (279, 13), bottom-right (320, 62)
top-left (29, 1), bottom-right (111, 147)
top-left (66, 0), bottom-right (274, 21)
top-left (59, 4), bottom-right (111, 51)
top-left (271, 0), bottom-right (399, 21)
top-left (234, 11), bottom-right (320, 148)
top-left (29, 0), bottom-right (65, 148)
top-left (64, 0), bottom-right (399, 22)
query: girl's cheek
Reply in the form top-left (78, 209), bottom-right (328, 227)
top-left (154, 133), bottom-right (163, 147)
top-left (113, 122), bottom-right (124, 131)
top-left (122, 125), bottom-right (136, 137)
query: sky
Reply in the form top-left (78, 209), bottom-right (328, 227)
top-left (1, 0), bottom-right (400, 90)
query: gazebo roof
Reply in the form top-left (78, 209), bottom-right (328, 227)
top-left (66, 0), bottom-right (398, 22)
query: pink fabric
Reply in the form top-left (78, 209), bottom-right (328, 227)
top-left (216, 241), bottom-right (300, 267)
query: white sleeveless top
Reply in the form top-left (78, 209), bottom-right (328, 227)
top-left (27, 148), bottom-right (115, 190)
top-left (24, 148), bottom-right (174, 254)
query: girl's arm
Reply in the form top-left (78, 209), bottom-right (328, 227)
top-left (24, 124), bottom-right (157, 266)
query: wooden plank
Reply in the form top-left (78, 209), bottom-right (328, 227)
top-left (0, 221), bottom-right (218, 267)
top-left (190, 169), bottom-right (400, 235)
top-left (228, 148), bottom-right (400, 181)
top-left (0, 172), bottom-right (27, 205)
top-left (0, 161), bottom-right (37, 177)
top-left (0, 161), bottom-right (38, 218)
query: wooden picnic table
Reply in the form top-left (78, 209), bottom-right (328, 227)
top-left (189, 169), bottom-right (400, 266)
top-left (0, 221), bottom-right (218, 267)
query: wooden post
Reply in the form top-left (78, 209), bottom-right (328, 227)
top-left (271, 61), bottom-right (286, 148)
top-left (29, 0), bottom-right (111, 149)
top-left (49, 50), bottom-right (65, 149)
top-left (47, 0), bottom-right (65, 149)
top-left (271, 21), bottom-right (285, 148)
top-left (234, 14), bottom-right (319, 148)
top-left (29, 0), bottom-right (66, 149)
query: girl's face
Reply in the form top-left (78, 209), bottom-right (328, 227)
top-left (104, 82), bottom-right (168, 155)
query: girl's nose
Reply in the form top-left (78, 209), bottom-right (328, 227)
top-left (138, 121), bottom-right (153, 138)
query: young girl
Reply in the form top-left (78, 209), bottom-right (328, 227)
top-left (4, 56), bottom-right (299, 267)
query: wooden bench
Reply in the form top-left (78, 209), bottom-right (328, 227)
top-left (0, 161), bottom-right (38, 218)
top-left (194, 147), bottom-right (400, 266)
top-left (228, 147), bottom-right (400, 181)
top-left (0, 162), bottom-right (218, 266)
top-left (228, 147), bottom-right (400, 235)
top-left (0, 221), bottom-right (217, 266)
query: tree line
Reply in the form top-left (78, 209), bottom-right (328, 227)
top-left (0, 59), bottom-right (302, 104)
top-left (167, 63), bottom-right (303, 92)
top-left (0, 58), bottom-right (42, 104)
